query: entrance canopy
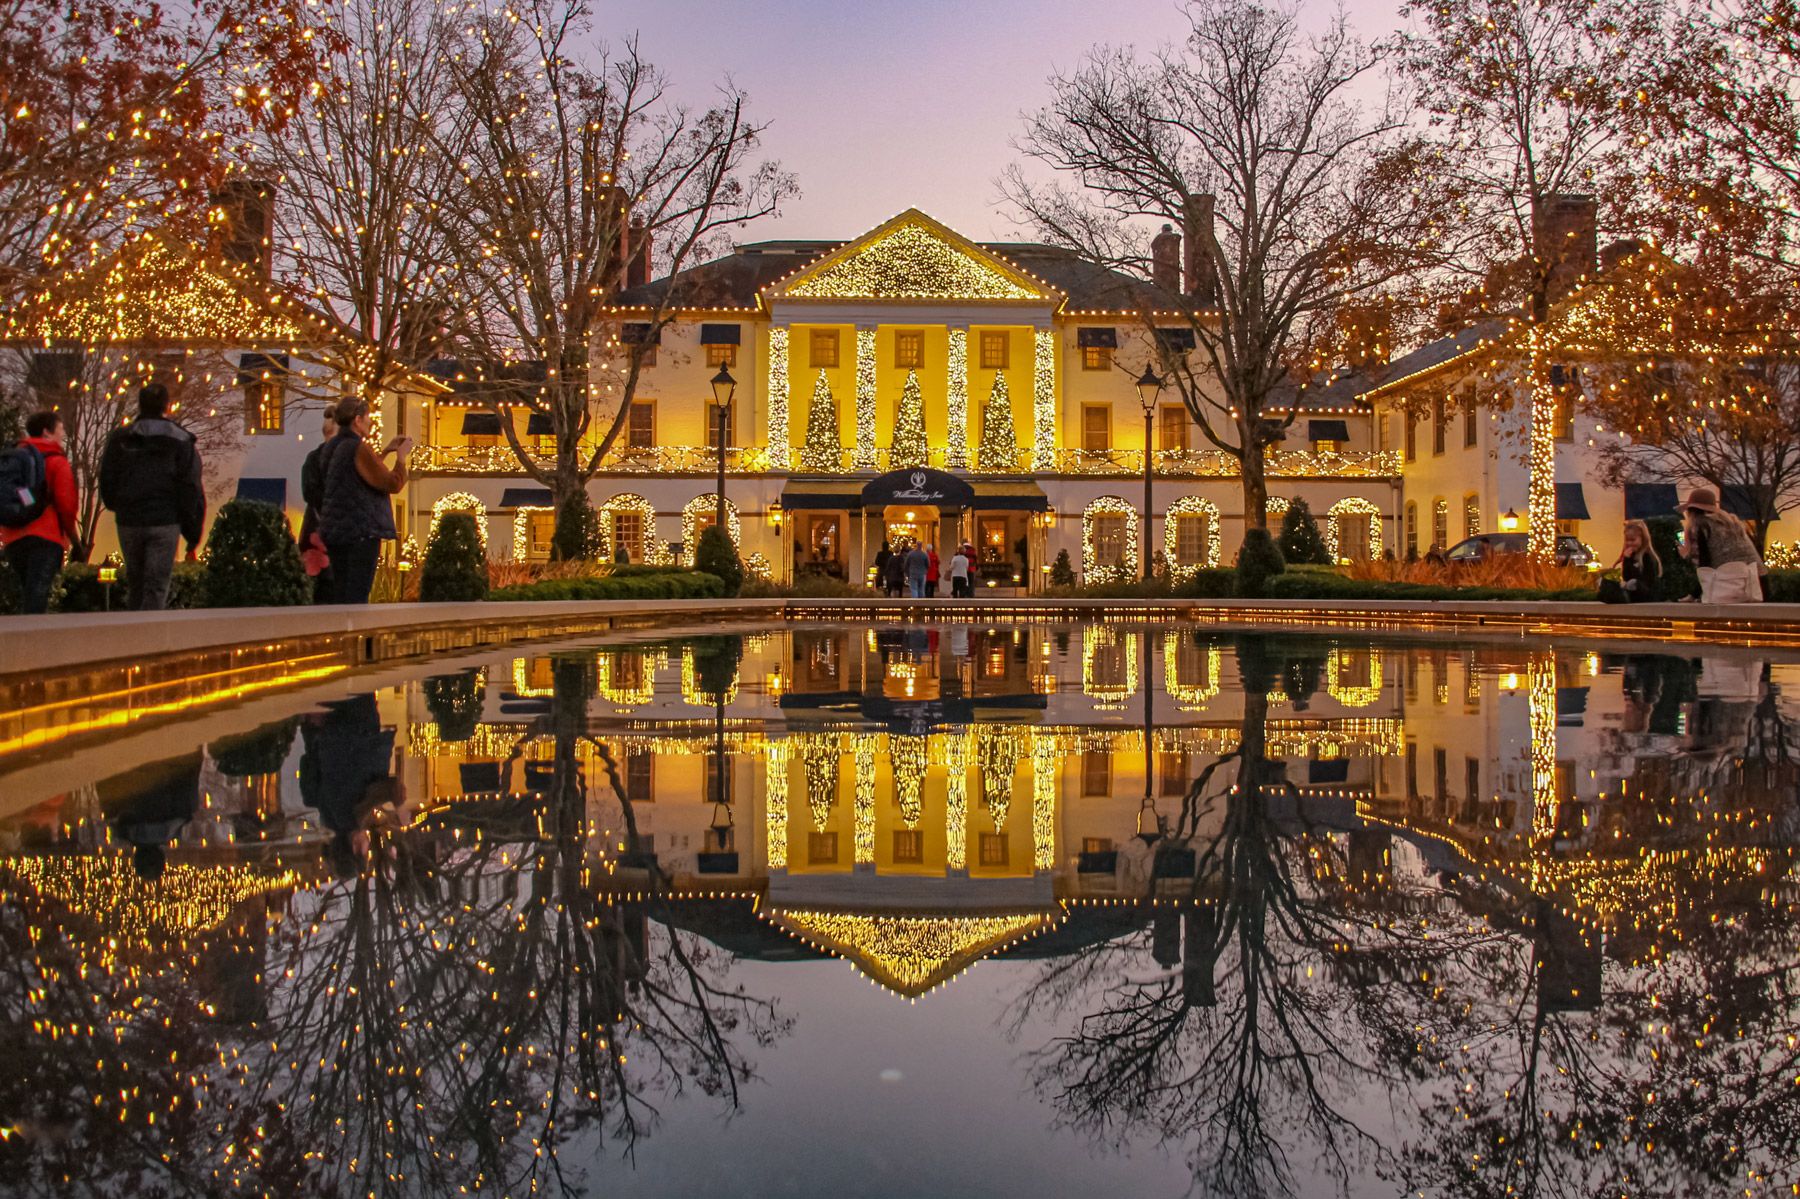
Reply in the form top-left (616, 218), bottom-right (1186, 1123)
top-left (860, 468), bottom-right (975, 512)
top-left (781, 471), bottom-right (1047, 513)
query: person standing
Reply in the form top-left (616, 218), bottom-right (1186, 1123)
top-left (317, 397), bottom-right (409, 604)
top-left (298, 409), bottom-right (339, 603)
top-left (903, 540), bottom-right (929, 598)
top-left (948, 544), bottom-right (971, 598)
top-left (0, 411), bottom-right (79, 613)
top-left (872, 539), bottom-right (893, 590)
top-left (1679, 488), bottom-right (1762, 604)
top-left (925, 544), bottom-right (941, 598)
top-left (99, 383), bottom-right (205, 610)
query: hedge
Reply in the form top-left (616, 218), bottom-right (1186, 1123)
top-left (489, 570), bottom-right (727, 602)
top-left (1261, 571), bottom-right (1592, 602)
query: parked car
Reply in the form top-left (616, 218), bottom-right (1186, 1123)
top-left (1443, 532), bottom-right (1595, 567)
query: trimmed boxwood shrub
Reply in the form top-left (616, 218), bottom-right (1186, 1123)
top-left (1646, 515), bottom-right (1698, 600)
top-left (211, 719), bottom-right (298, 778)
top-left (694, 523), bottom-right (744, 596)
top-left (1277, 499), bottom-right (1331, 565)
top-left (1172, 567), bottom-right (1239, 598)
top-left (1235, 528), bottom-right (1287, 596)
top-left (1262, 571), bottom-right (1590, 602)
top-left (1050, 548), bottom-right (1077, 587)
top-left (420, 511), bottom-right (489, 602)
top-left (551, 491), bottom-right (600, 561)
top-left (52, 559), bottom-right (206, 611)
top-left (423, 668), bottom-right (485, 741)
top-left (202, 500), bottom-right (310, 607)
top-left (1763, 569), bottom-right (1800, 602)
top-left (489, 570), bottom-right (727, 602)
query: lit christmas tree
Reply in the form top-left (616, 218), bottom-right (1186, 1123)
top-left (976, 374), bottom-right (1019, 471)
top-left (889, 369), bottom-right (929, 468)
top-left (800, 370), bottom-right (842, 471)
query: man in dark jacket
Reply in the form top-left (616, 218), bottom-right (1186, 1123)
top-left (99, 383), bottom-right (205, 610)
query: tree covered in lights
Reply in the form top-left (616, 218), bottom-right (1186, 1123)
top-left (434, 3), bottom-right (793, 512)
top-left (800, 370), bottom-right (842, 471)
top-left (976, 374), bottom-right (1020, 472)
top-left (1005, 0), bottom-right (1453, 535)
top-left (889, 370), bottom-right (929, 468)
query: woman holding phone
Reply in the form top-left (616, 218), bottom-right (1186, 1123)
top-left (317, 396), bottom-right (411, 604)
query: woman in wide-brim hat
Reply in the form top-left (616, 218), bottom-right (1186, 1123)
top-left (1679, 486), bottom-right (1762, 603)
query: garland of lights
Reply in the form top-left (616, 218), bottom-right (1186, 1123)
top-left (1529, 652), bottom-right (1559, 841)
top-left (430, 492), bottom-right (488, 551)
top-left (1526, 331), bottom-right (1560, 560)
top-left (1031, 736), bottom-right (1058, 871)
top-left (889, 369), bottom-right (930, 468)
top-left (1081, 625), bottom-right (1140, 706)
top-left (597, 493), bottom-right (667, 564)
top-left (1, 855), bottom-right (298, 943)
top-left (976, 727), bottom-right (1021, 831)
top-left (1325, 649), bottom-right (1385, 708)
top-left (1163, 496), bottom-right (1222, 576)
top-left (783, 219), bottom-right (1044, 301)
top-left (764, 908), bottom-right (1058, 997)
top-left (764, 739), bottom-right (792, 869)
top-left (680, 495), bottom-right (741, 565)
top-left (854, 328), bottom-right (878, 469)
top-left (976, 373), bottom-right (1020, 472)
top-left (680, 645), bottom-right (739, 707)
top-left (799, 370), bottom-right (841, 471)
top-left (943, 728), bottom-right (970, 871)
top-left (804, 740), bottom-right (839, 831)
top-left (1325, 497), bottom-right (1382, 561)
top-left (1081, 496), bottom-right (1139, 583)
top-left (1032, 329), bottom-right (1057, 470)
top-left (598, 647), bottom-right (665, 707)
top-left (1163, 634), bottom-right (1223, 710)
top-left (946, 329), bottom-right (970, 468)
top-left (854, 737), bottom-right (877, 864)
top-left (745, 550), bottom-right (772, 580)
top-left (1266, 497), bottom-right (1290, 520)
top-left (891, 734), bottom-right (929, 827)
top-left (511, 506), bottom-right (553, 559)
top-left (767, 327), bottom-right (791, 469)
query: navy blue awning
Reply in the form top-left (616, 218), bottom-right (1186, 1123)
top-left (1308, 419), bottom-right (1350, 443)
top-left (461, 412), bottom-right (502, 435)
top-left (459, 762), bottom-right (503, 793)
top-left (500, 487), bottom-right (554, 508)
top-left (525, 412), bottom-right (553, 435)
top-left (1154, 327), bottom-right (1197, 351)
top-left (1077, 327), bottom-right (1118, 348)
top-left (1557, 686), bottom-right (1589, 725)
top-left (700, 323), bottom-right (741, 345)
top-left (1555, 482), bottom-right (1590, 520)
top-left (236, 351), bottom-right (289, 383)
top-left (973, 492), bottom-right (1051, 512)
top-left (621, 322), bottom-right (661, 345)
top-left (1308, 759), bottom-right (1350, 784)
top-left (234, 477), bottom-right (286, 508)
top-left (1721, 484), bottom-right (1770, 520)
top-left (1624, 483), bottom-right (1678, 520)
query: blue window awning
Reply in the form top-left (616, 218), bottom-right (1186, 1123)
top-left (461, 412), bottom-right (503, 436)
top-left (1722, 484), bottom-right (1769, 520)
top-left (1555, 482), bottom-right (1590, 520)
top-left (500, 487), bottom-right (554, 508)
top-left (700, 323), bottom-right (741, 345)
top-left (621, 322), bottom-right (661, 345)
top-left (1308, 759), bottom-right (1350, 784)
top-left (237, 351), bottom-right (289, 383)
top-left (234, 477), bottom-right (286, 508)
top-left (459, 762), bottom-right (503, 794)
top-left (1308, 419), bottom-right (1350, 443)
top-left (525, 412), bottom-right (553, 436)
top-left (1077, 327), bottom-right (1118, 349)
top-left (1154, 327), bottom-right (1197, 351)
top-left (1624, 483), bottom-right (1678, 520)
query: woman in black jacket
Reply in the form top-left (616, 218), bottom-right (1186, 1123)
top-left (1609, 519), bottom-right (1663, 603)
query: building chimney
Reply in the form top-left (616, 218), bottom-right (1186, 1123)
top-left (212, 180), bottom-right (275, 279)
top-left (626, 218), bottom-right (651, 290)
top-left (1532, 193), bottom-right (1597, 303)
top-left (1182, 193), bottom-right (1217, 303)
top-left (1150, 224), bottom-right (1181, 293)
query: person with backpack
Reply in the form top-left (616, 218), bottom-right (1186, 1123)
top-left (0, 410), bottom-right (79, 613)
top-left (316, 396), bottom-right (409, 604)
top-left (99, 383), bottom-right (205, 610)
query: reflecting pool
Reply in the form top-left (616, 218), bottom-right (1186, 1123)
top-left (1, 624), bottom-right (1797, 1197)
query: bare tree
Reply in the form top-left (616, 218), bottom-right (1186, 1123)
top-left (1004, 0), bottom-right (1447, 532)
top-left (435, 2), bottom-right (793, 512)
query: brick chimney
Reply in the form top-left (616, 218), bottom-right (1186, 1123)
top-left (212, 180), bottom-right (275, 279)
top-left (1532, 193), bottom-right (1597, 302)
top-left (626, 218), bottom-right (652, 289)
top-left (1150, 223), bottom-right (1181, 292)
top-left (1182, 193), bottom-right (1218, 303)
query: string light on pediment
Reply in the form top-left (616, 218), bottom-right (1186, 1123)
top-left (762, 907), bottom-right (1062, 997)
top-left (783, 219), bottom-right (1045, 301)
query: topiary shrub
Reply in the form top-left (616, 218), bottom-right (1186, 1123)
top-left (1646, 515), bottom-right (1697, 600)
top-left (551, 491), bottom-right (600, 561)
top-left (423, 668), bottom-right (485, 741)
top-left (694, 523), bottom-right (744, 596)
top-left (1234, 527), bottom-right (1287, 597)
top-left (690, 634), bottom-right (745, 701)
top-left (1172, 567), bottom-right (1238, 598)
top-left (489, 570), bottom-right (728, 602)
top-left (1277, 499), bottom-right (1331, 565)
top-left (1050, 548), bottom-right (1076, 587)
top-left (420, 511), bottom-right (489, 602)
top-left (211, 719), bottom-right (298, 778)
top-left (202, 501), bottom-right (309, 608)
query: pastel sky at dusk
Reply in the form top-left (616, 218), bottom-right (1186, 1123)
top-left (599, 0), bottom-right (1408, 245)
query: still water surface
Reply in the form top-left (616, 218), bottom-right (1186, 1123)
top-left (1, 624), bottom-right (1796, 1198)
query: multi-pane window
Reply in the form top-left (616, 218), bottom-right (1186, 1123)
top-left (705, 754), bottom-right (732, 805)
top-left (1081, 405), bottom-right (1111, 453)
top-left (705, 343), bottom-right (737, 369)
top-left (1405, 502), bottom-right (1418, 557)
top-left (1081, 750), bottom-right (1112, 797)
top-left (979, 331), bottom-right (1009, 370)
top-left (1175, 512), bottom-right (1210, 566)
top-left (1159, 751), bottom-right (1189, 797)
top-left (240, 353), bottom-right (284, 435)
top-left (1463, 391), bottom-right (1479, 447)
top-left (1403, 412), bottom-right (1417, 461)
top-left (612, 511), bottom-right (645, 563)
top-left (1081, 345), bottom-right (1112, 371)
top-left (978, 833), bottom-right (1009, 867)
top-left (810, 329), bottom-right (840, 369)
top-left (1464, 494), bottom-right (1480, 538)
top-left (706, 401), bottom-right (736, 447)
top-left (1554, 389), bottom-right (1575, 441)
top-left (626, 753), bottom-right (654, 802)
top-left (527, 511), bottom-right (555, 559)
top-left (808, 832), bottom-right (838, 864)
top-left (1432, 396), bottom-right (1448, 455)
top-left (892, 829), bottom-right (924, 864)
top-left (1158, 404), bottom-right (1188, 452)
top-left (1432, 498), bottom-right (1449, 549)
top-left (626, 401), bottom-right (655, 447)
top-left (1091, 515), bottom-right (1127, 568)
top-left (895, 330), bottom-right (924, 369)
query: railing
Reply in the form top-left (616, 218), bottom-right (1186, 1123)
top-left (411, 442), bottom-right (1400, 478)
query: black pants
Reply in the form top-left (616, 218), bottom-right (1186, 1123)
top-left (326, 538), bottom-right (381, 605)
top-left (6, 535), bottom-right (64, 614)
top-left (951, 576), bottom-right (970, 597)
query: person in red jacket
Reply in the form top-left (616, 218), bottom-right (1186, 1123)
top-left (2, 411), bottom-right (79, 613)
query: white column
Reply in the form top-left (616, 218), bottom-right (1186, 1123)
top-left (946, 326), bottom-right (969, 470)
top-left (854, 325), bottom-right (878, 470)
top-left (767, 324), bottom-right (790, 470)
top-left (1031, 326), bottom-right (1056, 471)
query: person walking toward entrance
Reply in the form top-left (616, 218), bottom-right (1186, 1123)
top-left (903, 541), bottom-right (929, 598)
top-left (0, 411), bottom-right (79, 613)
top-left (99, 383), bottom-right (205, 610)
top-left (317, 396), bottom-right (409, 604)
top-left (948, 544), bottom-right (971, 597)
top-left (925, 544), bottom-right (941, 597)
top-left (873, 539), bottom-right (893, 590)
top-left (882, 540), bottom-right (907, 596)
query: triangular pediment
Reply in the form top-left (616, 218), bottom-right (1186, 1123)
top-left (766, 209), bottom-right (1060, 304)
top-left (763, 905), bottom-right (1062, 997)
top-left (0, 233), bottom-right (338, 347)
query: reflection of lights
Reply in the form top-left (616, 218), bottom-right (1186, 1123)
top-left (942, 729), bottom-right (970, 871)
top-left (764, 907), bottom-right (1062, 998)
top-left (1500, 672), bottom-right (1521, 691)
top-left (1529, 652), bottom-right (1559, 843)
top-left (1326, 649), bottom-right (1384, 707)
top-left (764, 740), bottom-right (792, 869)
top-left (1082, 626), bottom-right (1139, 707)
top-left (892, 735), bottom-right (929, 827)
top-left (1163, 634), bottom-right (1222, 710)
top-left (855, 738), bottom-right (877, 864)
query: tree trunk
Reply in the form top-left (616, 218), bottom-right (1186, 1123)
top-left (1240, 438), bottom-right (1269, 533)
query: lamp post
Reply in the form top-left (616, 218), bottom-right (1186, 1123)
top-left (1135, 365), bottom-right (1164, 580)
top-left (710, 365), bottom-right (736, 534)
